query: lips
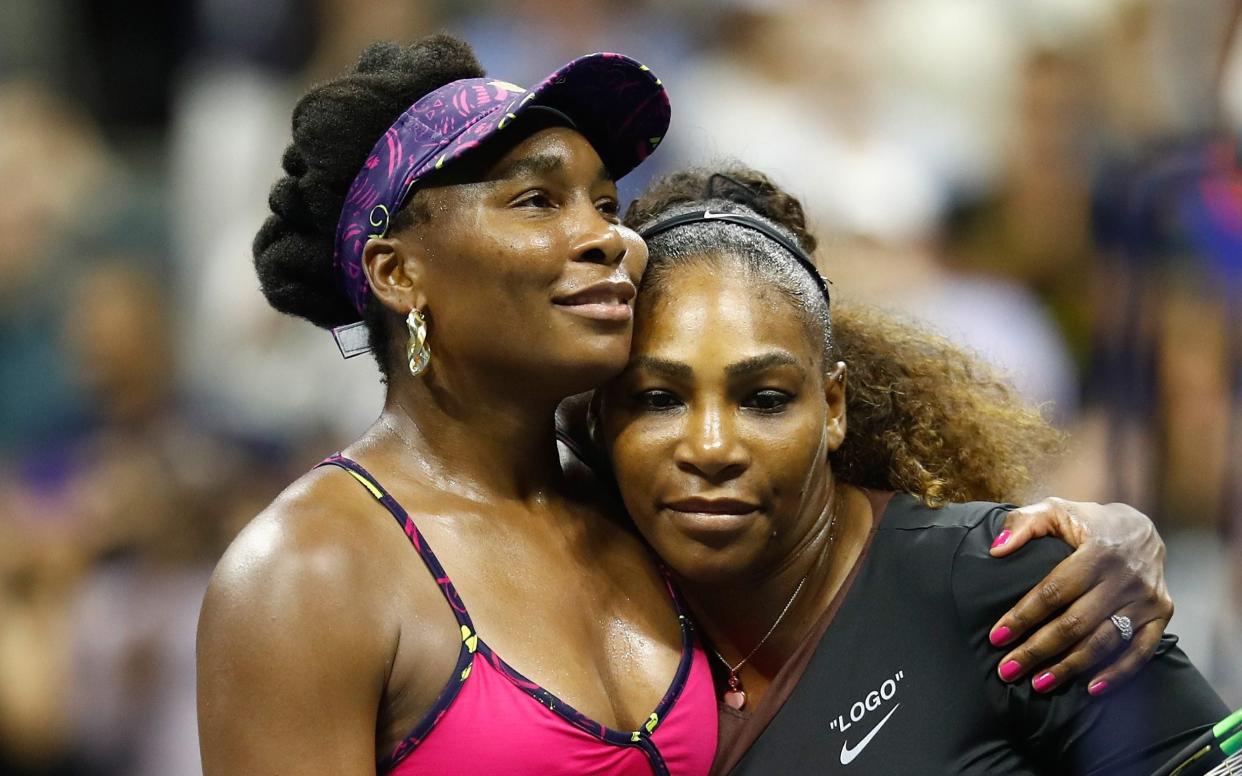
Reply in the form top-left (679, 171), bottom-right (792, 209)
top-left (552, 279), bottom-right (636, 322)
top-left (660, 496), bottom-right (762, 543)
top-left (663, 497), bottom-right (760, 515)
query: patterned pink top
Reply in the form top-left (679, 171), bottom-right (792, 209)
top-left (319, 454), bottom-right (718, 776)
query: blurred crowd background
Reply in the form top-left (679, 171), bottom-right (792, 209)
top-left (0, 0), bottom-right (1239, 773)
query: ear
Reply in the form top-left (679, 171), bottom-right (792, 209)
top-left (824, 361), bottom-right (847, 453)
top-left (362, 236), bottom-right (427, 314)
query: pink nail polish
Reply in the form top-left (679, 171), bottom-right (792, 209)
top-left (999, 660), bottom-right (1022, 682)
top-left (989, 625), bottom-right (1012, 646)
top-left (1033, 672), bottom-right (1056, 692)
top-left (1087, 680), bottom-right (1109, 696)
top-left (991, 530), bottom-right (1012, 549)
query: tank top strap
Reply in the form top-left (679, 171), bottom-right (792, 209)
top-left (316, 453), bottom-right (476, 635)
top-left (655, 563), bottom-right (697, 631)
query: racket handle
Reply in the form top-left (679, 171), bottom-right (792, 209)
top-left (1151, 708), bottom-right (1242, 776)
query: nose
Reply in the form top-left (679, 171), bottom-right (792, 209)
top-left (569, 204), bottom-right (627, 267)
top-left (674, 402), bottom-right (749, 482)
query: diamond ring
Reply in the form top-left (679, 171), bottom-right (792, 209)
top-left (1110, 614), bottom-right (1134, 642)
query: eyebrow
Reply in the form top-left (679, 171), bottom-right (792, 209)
top-left (492, 153), bottom-right (612, 185)
top-left (628, 352), bottom-right (803, 380)
top-left (628, 356), bottom-right (692, 379)
top-left (493, 153), bottom-right (563, 181)
top-left (725, 352), bottom-right (803, 378)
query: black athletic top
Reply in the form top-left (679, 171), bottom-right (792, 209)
top-left (725, 493), bottom-right (1227, 775)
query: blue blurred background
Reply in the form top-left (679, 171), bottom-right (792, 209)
top-left (0, 0), bottom-right (1239, 772)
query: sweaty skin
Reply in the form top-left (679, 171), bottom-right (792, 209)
top-left (201, 127), bottom-right (1173, 773)
top-left (602, 263), bottom-right (1168, 709)
top-left (604, 266), bottom-right (863, 708)
top-left (198, 126), bottom-right (686, 773)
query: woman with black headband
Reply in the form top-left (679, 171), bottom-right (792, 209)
top-left (200, 36), bottom-right (1179, 775)
top-left (600, 165), bottom-right (1228, 774)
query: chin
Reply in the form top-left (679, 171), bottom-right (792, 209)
top-left (650, 533), bottom-right (766, 587)
top-left (547, 340), bottom-right (632, 389)
top-left (487, 336), bottom-right (630, 397)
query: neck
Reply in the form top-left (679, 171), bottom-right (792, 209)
top-left (369, 359), bottom-right (572, 503)
top-left (683, 482), bottom-right (872, 681)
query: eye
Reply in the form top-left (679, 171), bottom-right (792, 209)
top-left (634, 389), bottom-right (682, 412)
top-left (513, 190), bottom-right (554, 209)
top-left (742, 390), bottom-right (793, 413)
top-left (595, 197), bottom-right (620, 221)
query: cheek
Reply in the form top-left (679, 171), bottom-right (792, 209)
top-left (475, 240), bottom-right (559, 293)
top-left (420, 221), bottom-right (572, 338)
top-left (608, 424), bottom-right (689, 556)
top-left (754, 416), bottom-right (829, 497)
top-left (431, 210), bottom-right (564, 289)
top-left (607, 419), bottom-right (677, 499)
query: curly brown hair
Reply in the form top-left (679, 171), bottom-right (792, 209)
top-left (625, 165), bottom-right (1066, 506)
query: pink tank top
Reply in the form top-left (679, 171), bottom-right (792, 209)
top-left (319, 454), bottom-right (718, 776)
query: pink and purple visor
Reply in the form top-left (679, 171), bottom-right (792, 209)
top-left (330, 52), bottom-right (670, 357)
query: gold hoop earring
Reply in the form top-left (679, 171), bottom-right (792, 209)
top-left (406, 308), bottom-right (431, 377)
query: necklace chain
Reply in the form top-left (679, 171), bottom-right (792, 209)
top-left (710, 504), bottom-right (842, 680)
top-left (710, 573), bottom-right (809, 676)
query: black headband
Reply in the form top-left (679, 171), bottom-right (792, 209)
top-left (638, 210), bottom-right (831, 304)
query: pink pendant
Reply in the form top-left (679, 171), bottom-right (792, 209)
top-left (723, 689), bottom-right (747, 710)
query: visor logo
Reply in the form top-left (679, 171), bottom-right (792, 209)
top-left (488, 80), bottom-right (527, 94)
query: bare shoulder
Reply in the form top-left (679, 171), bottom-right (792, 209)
top-left (203, 466), bottom-right (397, 635)
top-left (196, 467), bottom-right (401, 775)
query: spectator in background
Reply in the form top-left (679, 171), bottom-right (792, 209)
top-left (0, 80), bottom-right (170, 460)
top-left (0, 262), bottom-right (283, 775)
top-left (0, 77), bottom-right (179, 775)
top-left (1084, 0), bottom-right (1242, 706)
top-left (0, 83), bottom-right (100, 456)
top-left (1216, 0), bottom-right (1242, 705)
top-left (59, 264), bottom-right (216, 776)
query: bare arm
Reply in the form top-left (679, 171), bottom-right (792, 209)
top-left (197, 505), bottom-right (394, 775)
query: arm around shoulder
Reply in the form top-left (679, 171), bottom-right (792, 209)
top-left (951, 507), bottom-right (1228, 774)
top-left (197, 495), bottom-right (396, 776)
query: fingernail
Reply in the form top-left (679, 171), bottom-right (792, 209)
top-left (1033, 672), bottom-right (1056, 692)
top-left (989, 625), bottom-right (1013, 646)
top-left (999, 660), bottom-right (1023, 682)
top-left (991, 530), bottom-right (1012, 549)
top-left (1087, 680), bottom-right (1109, 696)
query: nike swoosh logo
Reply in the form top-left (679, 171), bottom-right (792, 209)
top-left (839, 703), bottom-right (900, 765)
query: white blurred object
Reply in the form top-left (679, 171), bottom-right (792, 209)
top-left (1224, 10), bottom-right (1242, 133)
top-left (671, 0), bottom-right (1035, 240)
top-left (890, 274), bottom-right (1080, 421)
top-left (1165, 530), bottom-right (1242, 709)
top-left (674, 56), bottom-right (945, 244)
top-left (170, 63), bottom-right (383, 443)
top-left (871, 0), bottom-right (1021, 198)
top-left (1009, 0), bottom-right (1131, 49)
